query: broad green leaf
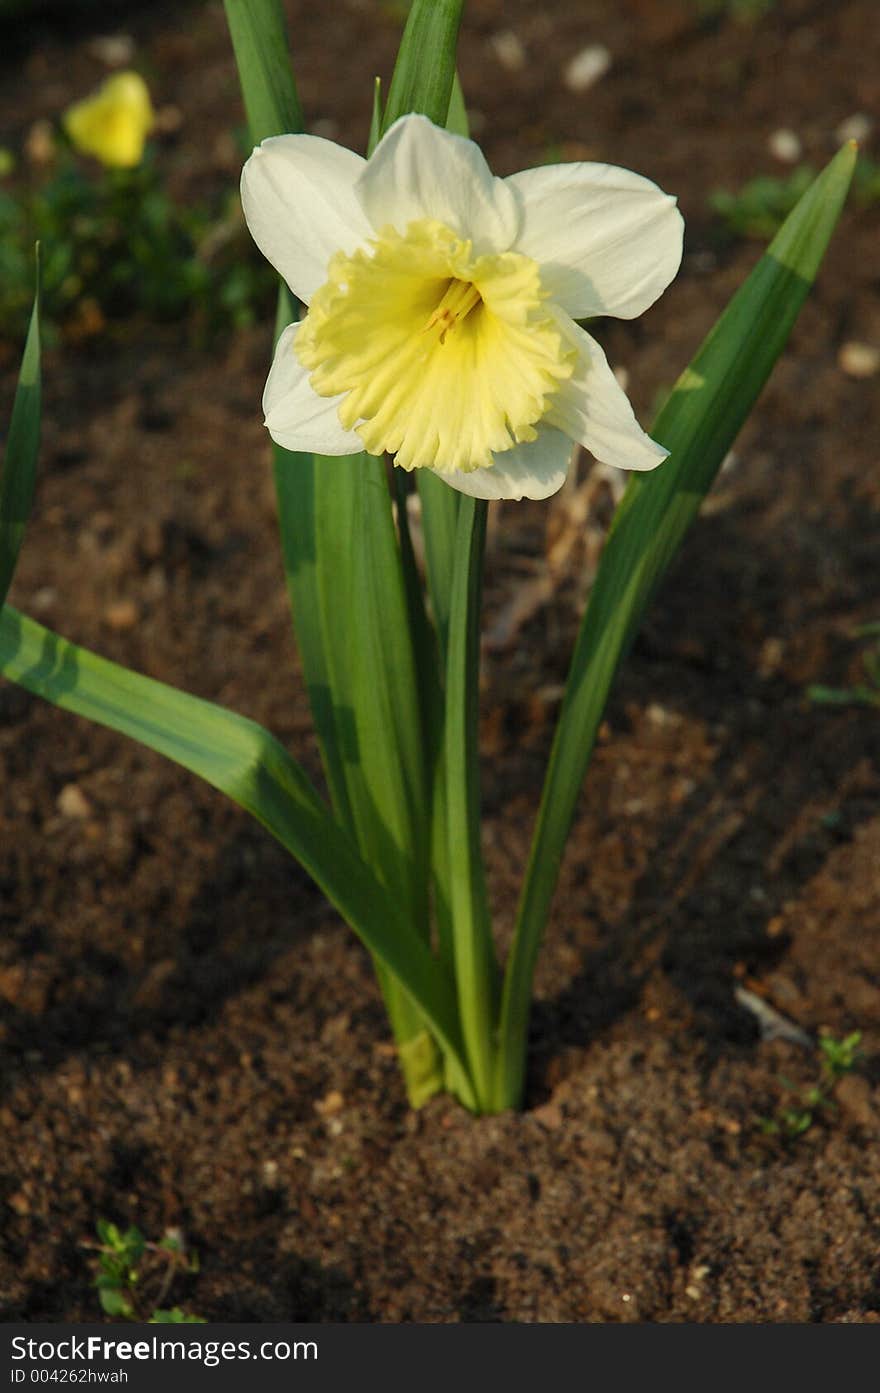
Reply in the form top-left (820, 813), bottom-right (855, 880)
top-left (223, 0), bottom-right (303, 144)
top-left (392, 468), bottom-right (443, 736)
top-left (345, 458), bottom-right (441, 1101)
top-left (393, 466), bottom-right (456, 995)
top-left (314, 454), bottom-right (430, 924)
top-left (0, 253), bottom-right (40, 607)
top-left (495, 141), bottom-right (857, 1110)
top-left (382, 0), bottom-right (464, 132)
top-left (444, 496), bottom-right (495, 1106)
top-left (0, 604), bottom-right (470, 1089)
top-left (312, 451), bottom-right (440, 1105)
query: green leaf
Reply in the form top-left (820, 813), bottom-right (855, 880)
top-left (272, 434), bottom-right (355, 827)
top-left (445, 71), bottom-right (469, 138)
top-left (495, 141), bottom-right (858, 1110)
top-left (313, 452), bottom-right (444, 1103)
top-left (444, 497), bottom-right (495, 1106)
top-left (223, 0), bottom-right (303, 144)
top-left (99, 1288), bottom-right (134, 1318)
top-left (311, 453), bottom-right (430, 930)
top-left (121, 1227), bottom-right (146, 1262)
top-left (0, 250), bottom-right (40, 608)
top-left (382, 0), bottom-right (465, 132)
top-left (0, 605), bottom-right (469, 1084)
top-left (95, 1219), bottom-right (119, 1248)
top-left (349, 461), bottom-right (431, 923)
top-left (368, 77), bottom-right (383, 157)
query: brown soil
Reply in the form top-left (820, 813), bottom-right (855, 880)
top-left (2, 0), bottom-right (880, 1323)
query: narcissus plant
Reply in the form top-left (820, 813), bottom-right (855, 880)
top-left (0, 0), bottom-right (855, 1115)
top-left (241, 114), bottom-right (683, 499)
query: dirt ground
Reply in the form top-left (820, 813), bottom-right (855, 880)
top-left (2, 0), bottom-right (880, 1322)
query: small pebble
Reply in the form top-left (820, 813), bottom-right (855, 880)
top-left (314, 1089), bottom-right (344, 1117)
top-left (838, 341), bottom-right (880, 378)
top-left (768, 128), bottom-right (802, 163)
top-left (531, 1100), bottom-right (563, 1129)
top-left (564, 45), bottom-right (612, 94)
top-left (835, 113), bottom-right (872, 145)
top-left (86, 34), bottom-right (135, 67)
top-left (103, 599), bottom-right (139, 631)
top-left (646, 702), bottom-right (672, 726)
top-left (31, 587), bottom-right (57, 613)
top-left (490, 30), bottom-right (526, 72)
top-left (56, 783), bottom-right (91, 820)
top-left (25, 120), bottom-right (55, 166)
top-left (154, 104), bottom-right (183, 135)
top-left (758, 635), bottom-right (784, 675)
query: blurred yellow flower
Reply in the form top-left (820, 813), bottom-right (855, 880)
top-left (63, 72), bottom-right (154, 169)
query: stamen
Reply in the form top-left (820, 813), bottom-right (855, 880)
top-left (423, 280), bottom-right (482, 344)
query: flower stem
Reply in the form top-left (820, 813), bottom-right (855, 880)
top-left (445, 495), bottom-right (496, 1110)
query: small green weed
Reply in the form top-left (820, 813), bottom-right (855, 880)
top-left (0, 150), bottom-right (275, 345)
top-left (759, 1029), bottom-right (863, 1141)
top-left (693, 0), bottom-right (776, 23)
top-left (808, 622), bottom-right (880, 711)
top-left (88, 1219), bottom-right (204, 1323)
top-left (710, 157), bottom-right (880, 240)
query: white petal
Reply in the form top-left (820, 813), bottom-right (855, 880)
top-left (356, 114), bottom-right (519, 256)
top-left (241, 135), bottom-right (372, 304)
top-left (433, 427), bottom-right (572, 501)
top-left (263, 323), bottom-right (363, 455)
top-left (547, 321), bottom-right (667, 472)
top-left (506, 161), bottom-right (683, 320)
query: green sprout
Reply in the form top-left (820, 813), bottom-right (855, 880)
top-left (710, 157), bottom-right (880, 241)
top-left (88, 1220), bottom-right (204, 1323)
top-left (808, 622), bottom-right (880, 710)
top-left (818, 1029), bottom-right (863, 1080)
top-left (0, 151), bottom-right (275, 345)
top-left (759, 1029), bottom-right (863, 1141)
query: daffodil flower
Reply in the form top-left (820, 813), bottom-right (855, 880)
top-left (63, 72), bottom-right (154, 170)
top-left (242, 115), bottom-right (683, 500)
